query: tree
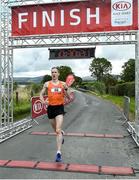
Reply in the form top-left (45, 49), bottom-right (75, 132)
top-left (57, 66), bottom-right (74, 81)
top-left (102, 74), bottom-right (117, 93)
top-left (41, 74), bottom-right (51, 84)
top-left (121, 59), bottom-right (135, 82)
top-left (75, 76), bottom-right (82, 85)
top-left (89, 58), bottom-right (112, 81)
top-left (73, 76), bottom-right (82, 87)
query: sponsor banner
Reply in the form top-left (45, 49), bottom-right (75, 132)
top-left (66, 74), bottom-right (75, 87)
top-left (111, 0), bottom-right (133, 27)
top-left (11, 0), bottom-right (138, 36)
top-left (49, 48), bottom-right (96, 59)
top-left (31, 95), bottom-right (48, 119)
top-left (64, 92), bottom-right (75, 105)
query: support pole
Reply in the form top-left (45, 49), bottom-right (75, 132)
top-left (0, 0), bottom-right (13, 129)
top-left (134, 0), bottom-right (139, 133)
top-left (0, 1), bottom-right (2, 128)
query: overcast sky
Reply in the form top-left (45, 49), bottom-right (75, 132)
top-left (13, 44), bottom-right (135, 78)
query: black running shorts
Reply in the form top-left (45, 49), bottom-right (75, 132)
top-left (47, 104), bottom-right (64, 119)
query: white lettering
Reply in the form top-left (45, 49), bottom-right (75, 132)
top-left (70, 9), bottom-right (81, 25)
top-left (18, 12), bottom-right (28, 29)
top-left (87, 8), bottom-right (99, 24)
top-left (61, 10), bottom-right (64, 26)
top-left (42, 11), bottom-right (55, 27)
top-left (33, 12), bottom-right (37, 28)
top-left (17, 7), bottom-right (100, 30)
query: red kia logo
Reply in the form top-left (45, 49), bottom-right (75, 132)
top-left (112, 1), bottom-right (131, 11)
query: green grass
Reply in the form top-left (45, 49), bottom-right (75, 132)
top-left (100, 94), bottom-right (135, 120)
top-left (13, 86), bottom-right (40, 121)
top-left (88, 91), bottom-right (135, 121)
top-left (129, 97), bottom-right (135, 115)
top-left (13, 99), bottom-right (31, 121)
top-left (101, 95), bottom-right (124, 107)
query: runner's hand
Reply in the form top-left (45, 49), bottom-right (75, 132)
top-left (44, 98), bottom-right (49, 105)
top-left (41, 98), bottom-right (49, 105)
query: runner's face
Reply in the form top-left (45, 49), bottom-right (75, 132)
top-left (51, 68), bottom-right (59, 80)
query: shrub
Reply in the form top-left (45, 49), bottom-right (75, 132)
top-left (109, 82), bottom-right (135, 97)
top-left (80, 81), bottom-right (106, 94)
top-left (126, 82), bottom-right (135, 97)
top-left (92, 82), bottom-right (106, 94)
top-left (109, 86), bottom-right (118, 96)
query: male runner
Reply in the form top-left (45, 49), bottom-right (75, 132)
top-left (40, 67), bottom-right (70, 162)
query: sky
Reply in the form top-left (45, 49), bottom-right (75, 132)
top-left (13, 44), bottom-right (135, 78)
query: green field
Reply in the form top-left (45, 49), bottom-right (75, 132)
top-left (14, 100), bottom-right (31, 121)
top-left (13, 86), bottom-right (36, 121)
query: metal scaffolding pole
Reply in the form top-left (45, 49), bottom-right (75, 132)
top-left (0, 0), bottom-right (2, 128)
top-left (0, 1), bottom-right (32, 143)
top-left (135, 0), bottom-right (139, 127)
top-left (0, 0), bottom-right (13, 128)
top-left (126, 0), bottom-right (139, 146)
top-left (135, 30), bottom-right (139, 137)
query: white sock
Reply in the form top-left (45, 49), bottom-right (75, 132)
top-left (61, 130), bottom-right (65, 135)
top-left (57, 150), bottom-right (61, 154)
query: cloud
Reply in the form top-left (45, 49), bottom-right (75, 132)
top-left (96, 45), bottom-right (135, 61)
top-left (14, 70), bottom-right (51, 77)
top-left (13, 45), bottom-right (135, 77)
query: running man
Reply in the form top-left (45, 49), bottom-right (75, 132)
top-left (40, 67), bottom-right (70, 162)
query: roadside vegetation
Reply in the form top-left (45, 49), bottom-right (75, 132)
top-left (78, 58), bottom-right (135, 121)
top-left (90, 92), bottom-right (135, 120)
top-left (13, 83), bottom-right (42, 121)
top-left (14, 59), bottom-right (135, 121)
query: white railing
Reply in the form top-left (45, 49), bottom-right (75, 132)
top-left (0, 118), bottom-right (32, 143)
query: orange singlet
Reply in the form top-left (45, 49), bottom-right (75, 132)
top-left (48, 81), bottom-right (65, 106)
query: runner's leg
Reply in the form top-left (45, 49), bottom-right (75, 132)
top-left (49, 119), bottom-right (56, 132)
top-left (55, 114), bottom-right (64, 152)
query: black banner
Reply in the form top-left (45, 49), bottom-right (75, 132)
top-left (49, 48), bottom-right (95, 59)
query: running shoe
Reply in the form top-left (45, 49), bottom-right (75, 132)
top-left (55, 153), bottom-right (62, 162)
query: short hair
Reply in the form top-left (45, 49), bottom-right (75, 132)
top-left (51, 67), bottom-right (59, 72)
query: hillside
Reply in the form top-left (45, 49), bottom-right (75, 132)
top-left (14, 76), bottom-right (44, 84)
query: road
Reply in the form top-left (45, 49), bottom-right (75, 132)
top-left (0, 90), bottom-right (139, 179)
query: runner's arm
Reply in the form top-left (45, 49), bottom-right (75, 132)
top-left (40, 82), bottom-right (48, 104)
top-left (63, 82), bottom-right (71, 99)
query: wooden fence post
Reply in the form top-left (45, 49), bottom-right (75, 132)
top-left (16, 91), bottom-right (19, 104)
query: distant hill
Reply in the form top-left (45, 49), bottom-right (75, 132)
top-left (82, 74), bottom-right (120, 81)
top-left (13, 76), bottom-right (44, 84)
top-left (82, 76), bottom-right (96, 81)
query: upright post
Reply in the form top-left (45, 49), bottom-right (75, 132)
top-left (0, 0), bottom-right (13, 128)
top-left (134, 0), bottom-right (139, 133)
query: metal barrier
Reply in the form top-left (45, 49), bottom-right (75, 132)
top-left (0, 119), bottom-right (32, 143)
top-left (122, 96), bottom-right (139, 147)
top-left (123, 96), bottom-right (130, 123)
top-left (127, 122), bottom-right (139, 146)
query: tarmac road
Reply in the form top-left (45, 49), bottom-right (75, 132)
top-left (0, 90), bottom-right (139, 179)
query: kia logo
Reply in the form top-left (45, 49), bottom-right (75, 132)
top-left (112, 1), bottom-right (131, 11)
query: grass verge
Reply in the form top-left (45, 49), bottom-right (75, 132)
top-left (13, 100), bottom-right (31, 121)
top-left (88, 91), bottom-right (135, 121)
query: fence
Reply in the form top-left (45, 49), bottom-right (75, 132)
top-left (123, 96), bottom-right (130, 123)
top-left (123, 96), bottom-right (139, 147)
